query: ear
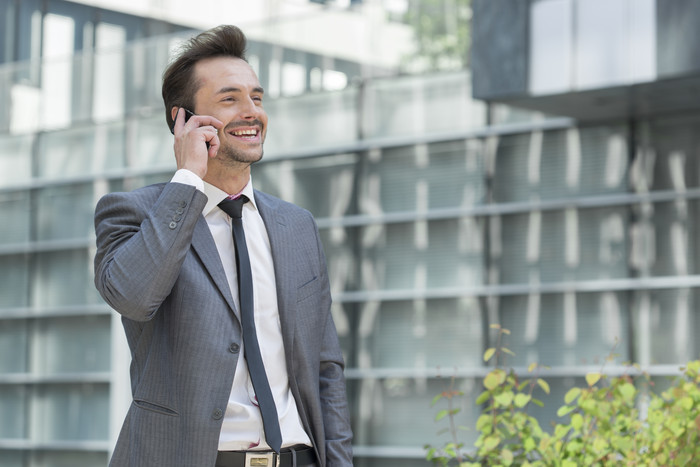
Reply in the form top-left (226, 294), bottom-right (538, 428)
top-left (171, 106), bottom-right (180, 121)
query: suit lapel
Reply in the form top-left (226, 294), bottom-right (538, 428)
top-left (255, 191), bottom-right (297, 361)
top-left (190, 215), bottom-right (237, 315)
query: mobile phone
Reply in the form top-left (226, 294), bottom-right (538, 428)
top-left (169, 108), bottom-right (195, 135)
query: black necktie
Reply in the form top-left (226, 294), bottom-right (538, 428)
top-left (218, 195), bottom-right (282, 453)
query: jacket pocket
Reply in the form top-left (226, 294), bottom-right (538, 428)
top-left (296, 275), bottom-right (319, 302)
top-left (133, 398), bottom-right (180, 417)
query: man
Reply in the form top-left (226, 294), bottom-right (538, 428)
top-left (93, 25), bottom-right (353, 467)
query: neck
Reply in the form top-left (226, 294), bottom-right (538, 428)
top-left (203, 165), bottom-right (251, 196)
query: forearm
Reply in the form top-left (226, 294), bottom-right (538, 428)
top-left (93, 182), bottom-right (207, 321)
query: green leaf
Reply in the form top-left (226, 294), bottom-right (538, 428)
top-left (557, 405), bottom-right (575, 417)
top-left (431, 393), bottom-right (443, 406)
top-left (585, 372), bottom-right (602, 387)
top-left (435, 409), bottom-right (448, 421)
top-left (564, 387), bottom-right (581, 404)
top-left (619, 382), bottom-right (636, 402)
top-left (681, 396), bottom-right (694, 410)
top-left (482, 435), bottom-right (500, 451)
top-left (483, 348), bottom-right (496, 362)
top-left (537, 378), bottom-right (551, 394)
top-left (523, 436), bottom-right (536, 452)
top-left (484, 369), bottom-right (506, 390)
top-left (476, 414), bottom-right (492, 430)
top-left (502, 347), bottom-right (516, 356)
top-left (501, 448), bottom-right (514, 466)
top-left (514, 393), bottom-right (531, 408)
top-left (592, 438), bottom-right (609, 453)
top-left (528, 362), bottom-right (538, 372)
top-left (476, 390), bottom-right (490, 405)
top-left (571, 413), bottom-right (583, 431)
top-left (531, 398), bottom-right (544, 407)
top-left (554, 424), bottom-right (571, 440)
top-left (495, 391), bottom-right (514, 407)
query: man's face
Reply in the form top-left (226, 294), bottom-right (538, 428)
top-left (192, 56), bottom-right (268, 167)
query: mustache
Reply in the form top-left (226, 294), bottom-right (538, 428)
top-left (224, 120), bottom-right (264, 131)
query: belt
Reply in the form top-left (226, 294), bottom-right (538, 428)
top-left (216, 446), bottom-right (315, 467)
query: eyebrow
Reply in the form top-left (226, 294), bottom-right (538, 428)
top-left (216, 86), bottom-right (265, 95)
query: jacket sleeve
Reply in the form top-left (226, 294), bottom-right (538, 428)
top-left (93, 182), bottom-right (208, 321)
top-left (313, 221), bottom-right (353, 466)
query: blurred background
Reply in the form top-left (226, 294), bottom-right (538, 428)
top-left (1, 0), bottom-right (700, 465)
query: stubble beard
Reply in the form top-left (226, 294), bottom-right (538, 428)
top-left (217, 141), bottom-right (264, 169)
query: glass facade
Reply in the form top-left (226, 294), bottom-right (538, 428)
top-left (2, 1), bottom-right (700, 466)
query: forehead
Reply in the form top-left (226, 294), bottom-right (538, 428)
top-left (193, 56), bottom-right (261, 92)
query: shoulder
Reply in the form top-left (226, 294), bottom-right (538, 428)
top-left (97, 182), bottom-right (203, 210)
top-left (253, 189), bottom-right (314, 220)
top-left (97, 183), bottom-right (167, 208)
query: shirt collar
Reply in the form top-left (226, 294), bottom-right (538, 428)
top-left (202, 178), bottom-right (257, 217)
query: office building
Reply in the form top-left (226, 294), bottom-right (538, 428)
top-left (2, 0), bottom-right (698, 466)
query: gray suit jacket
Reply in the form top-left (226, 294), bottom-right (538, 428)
top-left (94, 182), bottom-right (353, 467)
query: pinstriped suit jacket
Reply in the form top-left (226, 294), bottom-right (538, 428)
top-left (93, 182), bottom-right (353, 467)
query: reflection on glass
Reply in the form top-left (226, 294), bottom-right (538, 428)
top-left (499, 292), bottom-right (628, 367)
top-left (41, 14), bottom-right (75, 129)
top-left (29, 118), bottom-right (120, 177)
top-left (633, 288), bottom-right (697, 365)
top-left (360, 218), bottom-right (483, 291)
top-left (0, 255), bottom-right (29, 308)
top-left (363, 71), bottom-right (485, 139)
top-left (93, 23), bottom-right (126, 122)
top-left (0, 320), bottom-right (28, 374)
top-left (31, 250), bottom-right (99, 307)
top-left (350, 377), bottom-right (480, 448)
top-left (35, 183), bottom-right (94, 241)
top-left (0, 385), bottom-right (27, 438)
top-left (362, 140), bottom-right (484, 214)
top-left (31, 384), bottom-right (109, 442)
top-left (359, 298), bottom-right (482, 369)
top-left (264, 88), bottom-right (359, 155)
top-left (33, 316), bottom-right (110, 375)
top-left (0, 134), bottom-right (33, 186)
top-left (131, 114), bottom-right (175, 170)
top-left (0, 190), bottom-right (30, 244)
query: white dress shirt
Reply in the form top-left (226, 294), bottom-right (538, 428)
top-left (171, 169), bottom-right (311, 451)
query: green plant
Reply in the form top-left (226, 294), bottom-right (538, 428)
top-left (426, 325), bottom-right (700, 466)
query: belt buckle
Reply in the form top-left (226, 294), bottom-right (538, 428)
top-left (244, 452), bottom-right (278, 467)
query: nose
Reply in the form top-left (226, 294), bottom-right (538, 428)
top-left (238, 96), bottom-right (260, 120)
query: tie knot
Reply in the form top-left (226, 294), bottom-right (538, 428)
top-left (218, 195), bottom-right (249, 219)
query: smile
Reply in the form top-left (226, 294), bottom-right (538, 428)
top-left (231, 129), bottom-right (258, 136)
top-left (229, 128), bottom-right (259, 138)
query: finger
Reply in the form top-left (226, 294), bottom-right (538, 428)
top-left (173, 107), bottom-right (186, 135)
top-left (207, 133), bottom-right (220, 158)
top-left (193, 115), bottom-right (224, 131)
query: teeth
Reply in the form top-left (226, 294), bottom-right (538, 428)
top-left (232, 129), bottom-right (257, 136)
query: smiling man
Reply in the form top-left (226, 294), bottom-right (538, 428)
top-left (93, 25), bottom-right (353, 467)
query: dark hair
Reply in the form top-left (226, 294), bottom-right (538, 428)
top-left (162, 25), bottom-right (247, 130)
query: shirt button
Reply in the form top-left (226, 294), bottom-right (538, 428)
top-left (169, 221), bottom-right (177, 229)
top-left (212, 408), bottom-right (223, 420)
top-left (228, 343), bottom-right (240, 353)
top-left (172, 214), bottom-right (182, 222)
top-left (179, 201), bottom-right (187, 208)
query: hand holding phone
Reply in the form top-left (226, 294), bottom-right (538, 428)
top-left (170, 108), bottom-right (195, 135)
top-left (171, 108), bottom-right (223, 179)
